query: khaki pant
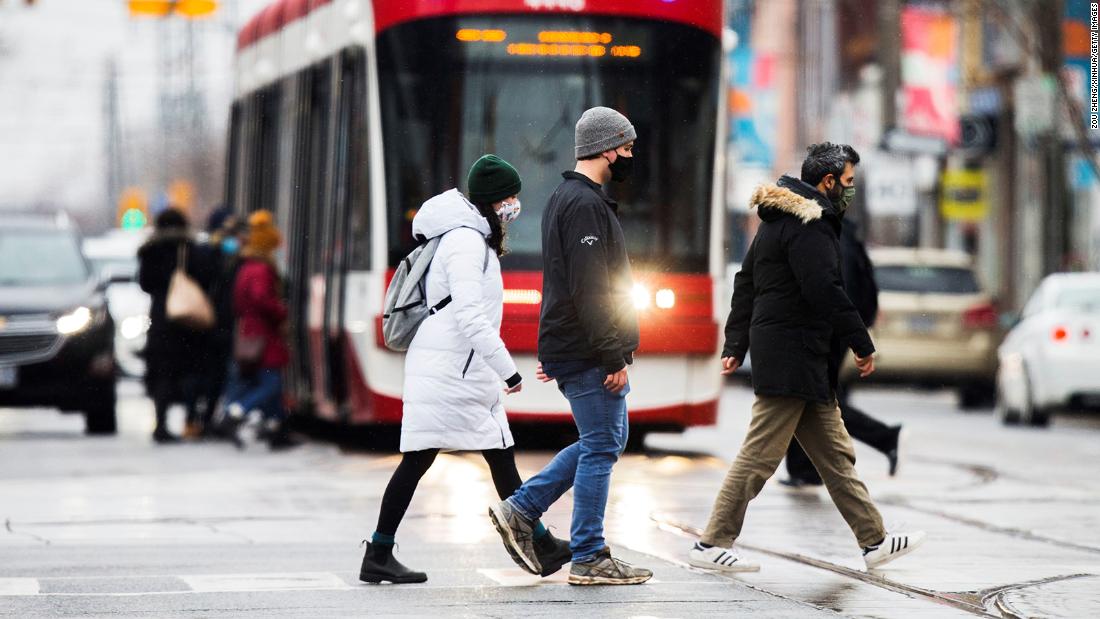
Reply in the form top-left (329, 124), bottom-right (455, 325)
top-left (701, 394), bottom-right (886, 548)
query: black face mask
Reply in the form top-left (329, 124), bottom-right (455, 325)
top-left (606, 153), bottom-right (634, 183)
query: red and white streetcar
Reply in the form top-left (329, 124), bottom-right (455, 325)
top-left (227, 0), bottom-right (728, 442)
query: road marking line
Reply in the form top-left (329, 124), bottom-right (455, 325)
top-left (0, 578), bottom-right (39, 596)
top-left (181, 572), bottom-right (350, 593)
top-left (477, 568), bottom-right (567, 586)
top-left (477, 568), bottom-right (661, 586)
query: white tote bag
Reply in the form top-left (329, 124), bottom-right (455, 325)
top-left (166, 243), bottom-right (215, 330)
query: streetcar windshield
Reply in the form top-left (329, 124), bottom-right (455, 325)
top-left (378, 15), bottom-right (720, 272)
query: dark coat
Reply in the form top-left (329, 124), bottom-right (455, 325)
top-left (137, 231), bottom-right (215, 386)
top-left (723, 175), bottom-right (875, 404)
top-left (839, 219), bottom-right (879, 328)
top-left (234, 258), bottom-right (289, 369)
top-left (538, 171), bottom-right (639, 375)
top-left (199, 243), bottom-right (241, 348)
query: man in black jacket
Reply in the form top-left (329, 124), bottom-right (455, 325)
top-left (783, 217), bottom-right (902, 486)
top-left (490, 107), bottom-right (651, 586)
top-left (688, 143), bottom-right (924, 573)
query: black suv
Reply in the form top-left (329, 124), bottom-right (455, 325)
top-left (0, 215), bottom-right (120, 434)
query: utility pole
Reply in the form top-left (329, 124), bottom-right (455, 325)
top-left (1036, 0), bottom-right (1067, 274)
top-left (103, 57), bottom-right (126, 230)
top-left (878, 0), bottom-right (901, 132)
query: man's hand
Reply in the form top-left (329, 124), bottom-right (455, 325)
top-left (604, 368), bottom-right (628, 393)
top-left (854, 353), bottom-right (875, 378)
top-left (720, 356), bottom-right (741, 376)
top-left (504, 383), bottom-right (523, 395)
top-left (535, 362), bottom-right (554, 383)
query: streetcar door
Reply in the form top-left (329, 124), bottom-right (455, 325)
top-left (314, 51), bottom-right (364, 417)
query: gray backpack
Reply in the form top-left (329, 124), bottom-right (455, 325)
top-left (381, 234), bottom-right (489, 352)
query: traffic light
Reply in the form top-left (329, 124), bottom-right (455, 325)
top-left (121, 208), bottom-right (148, 230)
top-left (117, 187), bottom-right (149, 230)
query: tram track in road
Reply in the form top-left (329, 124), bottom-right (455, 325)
top-left (651, 514), bottom-right (1001, 618)
top-left (650, 513), bottom-right (1100, 618)
top-left (876, 497), bottom-right (1100, 556)
top-left (980, 573), bottom-right (1096, 619)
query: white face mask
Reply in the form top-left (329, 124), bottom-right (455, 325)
top-left (497, 199), bottom-right (522, 224)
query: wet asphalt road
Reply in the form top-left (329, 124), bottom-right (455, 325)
top-left (1, 379), bottom-right (1099, 617)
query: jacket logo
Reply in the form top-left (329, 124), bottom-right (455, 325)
top-left (580, 235), bottom-right (599, 246)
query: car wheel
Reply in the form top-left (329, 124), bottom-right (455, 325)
top-left (1028, 407), bottom-right (1052, 428)
top-left (84, 386), bottom-right (118, 435)
top-left (959, 383), bottom-right (995, 411)
top-left (1019, 367), bottom-right (1051, 429)
top-left (995, 381), bottom-right (1022, 425)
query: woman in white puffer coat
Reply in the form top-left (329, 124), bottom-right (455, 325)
top-left (358, 155), bottom-right (570, 584)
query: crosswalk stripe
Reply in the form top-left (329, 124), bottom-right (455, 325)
top-left (180, 572), bottom-right (349, 593)
top-left (0, 578), bottom-right (39, 596)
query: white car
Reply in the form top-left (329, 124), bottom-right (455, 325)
top-left (996, 273), bottom-right (1100, 426)
top-left (82, 230), bottom-right (151, 378)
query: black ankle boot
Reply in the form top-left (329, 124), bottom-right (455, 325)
top-left (534, 531), bottom-right (572, 577)
top-left (359, 542), bottom-right (427, 584)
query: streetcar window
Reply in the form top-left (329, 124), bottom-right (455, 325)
top-left (377, 16), bottom-right (719, 271)
top-left (342, 48), bottom-right (370, 271)
top-left (255, 85), bottom-right (282, 215)
top-left (226, 103), bottom-right (243, 213)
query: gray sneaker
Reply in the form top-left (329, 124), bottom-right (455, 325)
top-left (488, 500), bottom-right (541, 575)
top-left (568, 548), bottom-right (653, 585)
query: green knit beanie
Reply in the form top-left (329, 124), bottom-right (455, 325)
top-left (467, 154), bottom-right (522, 204)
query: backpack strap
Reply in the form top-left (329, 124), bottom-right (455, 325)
top-left (429, 295), bottom-right (452, 315)
top-left (425, 233), bottom-right (491, 316)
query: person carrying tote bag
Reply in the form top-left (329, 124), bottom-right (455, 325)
top-left (166, 243), bottom-right (215, 331)
top-left (137, 208), bottom-right (215, 443)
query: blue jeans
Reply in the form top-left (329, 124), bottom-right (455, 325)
top-left (225, 365), bottom-right (286, 422)
top-left (508, 366), bottom-right (630, 563)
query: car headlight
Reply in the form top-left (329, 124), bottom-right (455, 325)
top-left (56, 306), bottom-right (93, 335)
top-left (120, 315), bottom-right (151, 340)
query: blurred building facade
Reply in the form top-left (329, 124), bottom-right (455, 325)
top-left (727, 0), bottom-right (1100, 311)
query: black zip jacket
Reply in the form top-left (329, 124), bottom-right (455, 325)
top-left (538, 171), bottom-right (640, 375)
top-left (723, 175), bottom-right (874, 403)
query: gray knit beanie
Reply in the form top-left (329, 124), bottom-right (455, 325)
top-left (574, 107), bottom-right (637, 159)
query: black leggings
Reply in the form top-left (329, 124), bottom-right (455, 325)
top-left (375, 447), bottom-right (524, 537)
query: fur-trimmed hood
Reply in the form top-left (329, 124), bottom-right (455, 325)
top-left (750, 175), bottom-right (837, 225)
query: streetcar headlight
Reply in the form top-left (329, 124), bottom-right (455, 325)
top-left (120, 315), bottom-right (151, 340)
top-left (631, 284), bottom-right (651, 310)
top-left (56, 306), bottom-right (93, 335)
top-left (503, 289), bottom-right (542, 305)
top-left (655, 288), bottom-right (676, 309)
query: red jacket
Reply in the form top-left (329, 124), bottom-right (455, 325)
top-left (234, 258), bottom-right (290, 369)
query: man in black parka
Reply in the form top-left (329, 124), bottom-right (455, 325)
top-left (688, 144), bottom-right (924, 573)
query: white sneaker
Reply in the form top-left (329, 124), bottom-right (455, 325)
top-left (863, 531), bottom-right (925, 569)
top-left (226, 402), bottom-right (245, 420)
top-left (688, 542), bottom-right (760, 572)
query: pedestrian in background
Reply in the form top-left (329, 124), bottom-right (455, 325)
top-left (690, 143), bottom-right (924, 573)
top-left (782, 216), bottom-right (902, 486)
top-left (192, 206), bottom-right (247, 438)
top-left (137, 208), bottom-right (214, 444)
top-left (223, 210), bottom-right (298, 450)
top-left (489, 107), bottom-right (652, 586)
top-left (359, 155), bottom-right (570, 584)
